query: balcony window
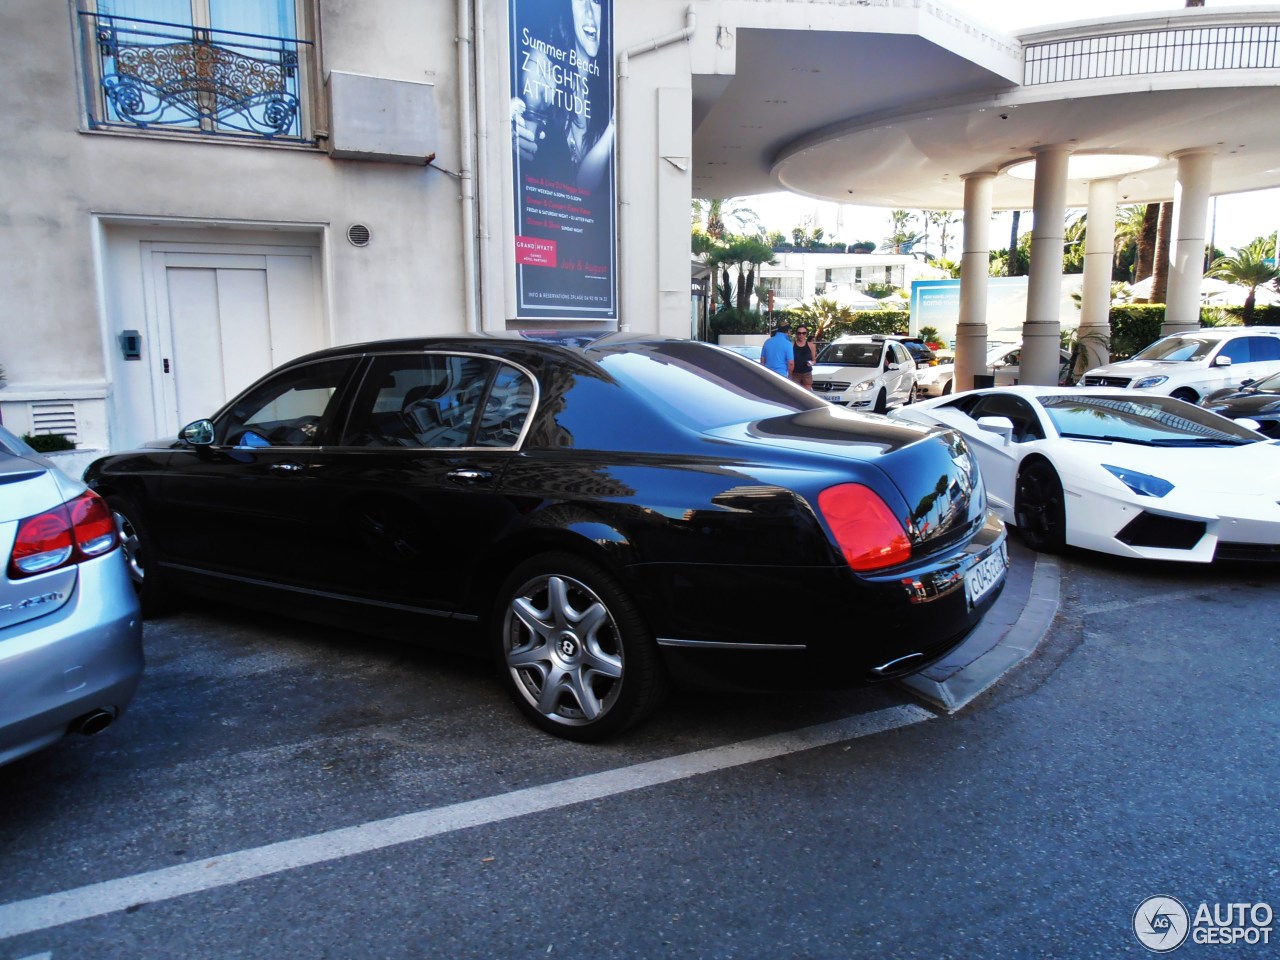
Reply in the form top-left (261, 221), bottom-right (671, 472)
top-left (78, 0), bottom-right (318, 144)
top-left (762, 276), bottom-right (803, 300)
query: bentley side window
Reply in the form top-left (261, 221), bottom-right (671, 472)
top-left (342, 354), bottom-right (497, 448)
top-left (216, 359), bottom-right (353, 447)
top-left (474, 364), bottom-right (535, 447)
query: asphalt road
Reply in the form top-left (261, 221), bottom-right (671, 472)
top-left (1, 548), bottom-right (1276, 959)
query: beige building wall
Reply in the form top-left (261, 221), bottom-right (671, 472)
top-left (0, 0), bottom-right (705, 458)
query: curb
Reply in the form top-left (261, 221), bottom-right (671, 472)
top-left (898, 540), bottom-right (1060, 712)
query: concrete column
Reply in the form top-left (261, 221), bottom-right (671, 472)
top-left (955, 172), bottom-right (994, 392)
top-left (1163, 149), bottom-right (1215, 336)
top-left (1022, 145), bottom-right (1070, 385)
top-left (1077, 177), bottom-right (1118, 379)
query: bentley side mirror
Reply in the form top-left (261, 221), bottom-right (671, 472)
top-left (180, 419), bottom-right (215, 446)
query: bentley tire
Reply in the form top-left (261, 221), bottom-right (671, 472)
top-left (494, 553), bottom-right (667, 741)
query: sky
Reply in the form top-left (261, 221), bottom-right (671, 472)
top-left (735, 0), bottom-right (1280, 255)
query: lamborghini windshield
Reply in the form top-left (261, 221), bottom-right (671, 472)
top-left (1042, 394), bottom-right (1261, 446)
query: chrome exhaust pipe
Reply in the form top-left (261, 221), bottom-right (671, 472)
top-left (71, 708), bottom-right (117, 736)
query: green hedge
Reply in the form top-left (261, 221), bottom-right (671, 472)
top-left (709, 308), bottom-right (768, 336)
top-left (828, 311), bottom-right (910, 338)
top-left (1106, 304), bottom-right (1266, 359)
top-left (1107, 305), bottom-right (1167, 361)
top-left (1222, 303), bottom-right (1280, 326)
top-left (23, 433), bottom-right (76, 452)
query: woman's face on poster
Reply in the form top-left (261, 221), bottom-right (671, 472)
top-left (572, 0), bottom-right (601, 59)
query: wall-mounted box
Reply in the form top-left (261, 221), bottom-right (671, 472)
top-left (325, 71), bottom-right (437, 164)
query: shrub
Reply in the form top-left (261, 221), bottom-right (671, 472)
top-left (1107, 305), bottom-right (1166, 360)
top-left (22, 433), bottom-right (76, 453)
top-left (709, 308), bottom-right (768, 337)
top-left (1106, 305), bottom-right (1253, 360)
top-left (1222, 303), bottom-right (1280, 326)
top-left (827, 311), bottom-right (910, 338)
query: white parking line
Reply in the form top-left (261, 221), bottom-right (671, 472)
top-left (0, 704), bottom-right (933, 940)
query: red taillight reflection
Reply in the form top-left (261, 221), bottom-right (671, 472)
top-left (817, 483), bottom-right (912, 572)
top-left (9, 490), bottom-right (119, 578)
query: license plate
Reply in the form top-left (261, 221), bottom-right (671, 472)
top-left (964, 540), bottom-right (1008, 608)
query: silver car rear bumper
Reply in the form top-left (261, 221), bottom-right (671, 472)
top-left (0, 550), bottom-right (144, 766)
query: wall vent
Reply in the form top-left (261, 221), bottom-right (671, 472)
top-left (347, 224), bottom-right (371, 247)
top-left (30, 401), bottom-right (79, 442)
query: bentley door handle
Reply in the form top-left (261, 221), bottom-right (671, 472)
top-left (447, 468), bottom-right (493, 484)
top-left (269, 462), bottom-right (304, 473)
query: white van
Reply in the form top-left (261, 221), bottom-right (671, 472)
top-left (1080, 327), bottom-right (1280, 402)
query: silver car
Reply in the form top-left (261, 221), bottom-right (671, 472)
top-left (0, 426), bottom-right (143, 766)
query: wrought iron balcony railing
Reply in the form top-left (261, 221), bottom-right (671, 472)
top-left (78, 11), bottom-right (316, 143)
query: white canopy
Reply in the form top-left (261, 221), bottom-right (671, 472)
top-left (1125, 275), bottom-right (1276, 305)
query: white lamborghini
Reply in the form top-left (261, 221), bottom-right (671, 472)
top-left (892, 386), bottom-right (1280, 563)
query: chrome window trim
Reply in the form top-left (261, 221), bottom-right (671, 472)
top-left (283, 348), bottom-right (542, 453)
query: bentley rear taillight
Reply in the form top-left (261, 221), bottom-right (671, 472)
top-left (817, 483), bottom-right (911, 572)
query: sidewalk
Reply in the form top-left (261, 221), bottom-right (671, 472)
top-left (899, 538), bottom-right (1060, 712)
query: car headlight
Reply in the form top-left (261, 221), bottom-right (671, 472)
top-left (1132, 375), bottom-right (1168, 389)
top-left (1103, 464), bottom-right (1174, 498)
top-left (851, 380), bottom-right (875, 392)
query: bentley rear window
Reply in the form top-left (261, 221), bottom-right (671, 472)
top-left (596, 341), bottom-right (824, 431)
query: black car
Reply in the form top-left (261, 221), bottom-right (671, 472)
top-left (1200, 370), bottom-right (1280, 438)
top-left (893, 336), bottom-right (938, 368)
top-left (86, 334), bottom-right (1008, 740)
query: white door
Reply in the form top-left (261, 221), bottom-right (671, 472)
top-left (146, 247), bottom-right (323, 435)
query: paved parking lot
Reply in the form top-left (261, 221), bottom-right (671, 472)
top-left (2, 549), bottom-right (1277, 958)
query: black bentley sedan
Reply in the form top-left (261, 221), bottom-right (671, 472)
top-left (1200, 369), bottom-right (1280, 438)
top-left (85, 334), bottom-right (1008, 740)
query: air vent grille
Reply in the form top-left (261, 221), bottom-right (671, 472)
top-left (30, 401), bottom-right (79, 442)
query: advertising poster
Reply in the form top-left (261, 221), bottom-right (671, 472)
top-left (509, 0), bottom-right (617, 322)
top-left (910, 276), bottom-right (1080, 346)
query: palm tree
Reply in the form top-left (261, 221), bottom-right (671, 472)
top-left (708, 235), bottom-right (777, 312)
top-left (792, 297), bottom-right (855, 342)
top-left (1151, 201), bottom-right (1174, 302)
top-left (1134, 203), bottom-right (1159, 283)
top-left (1113, 204), bottom-right (1147, 279)
top-left (1207, 234), bottom-right (1279, 325)
top-left (1007, 210), bottom-right (1025, 276)
top-left (925, 210), bottom-right (960, 259)
top-left (692, 198), bottom-right (760, 240)
top-left (884, 209), bottom-right (920, 255)
top-left (1063, 212), bottom-right (1087, 273)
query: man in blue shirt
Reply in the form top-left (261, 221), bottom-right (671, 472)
top-left (760, 319), bottom-right (794, 377)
